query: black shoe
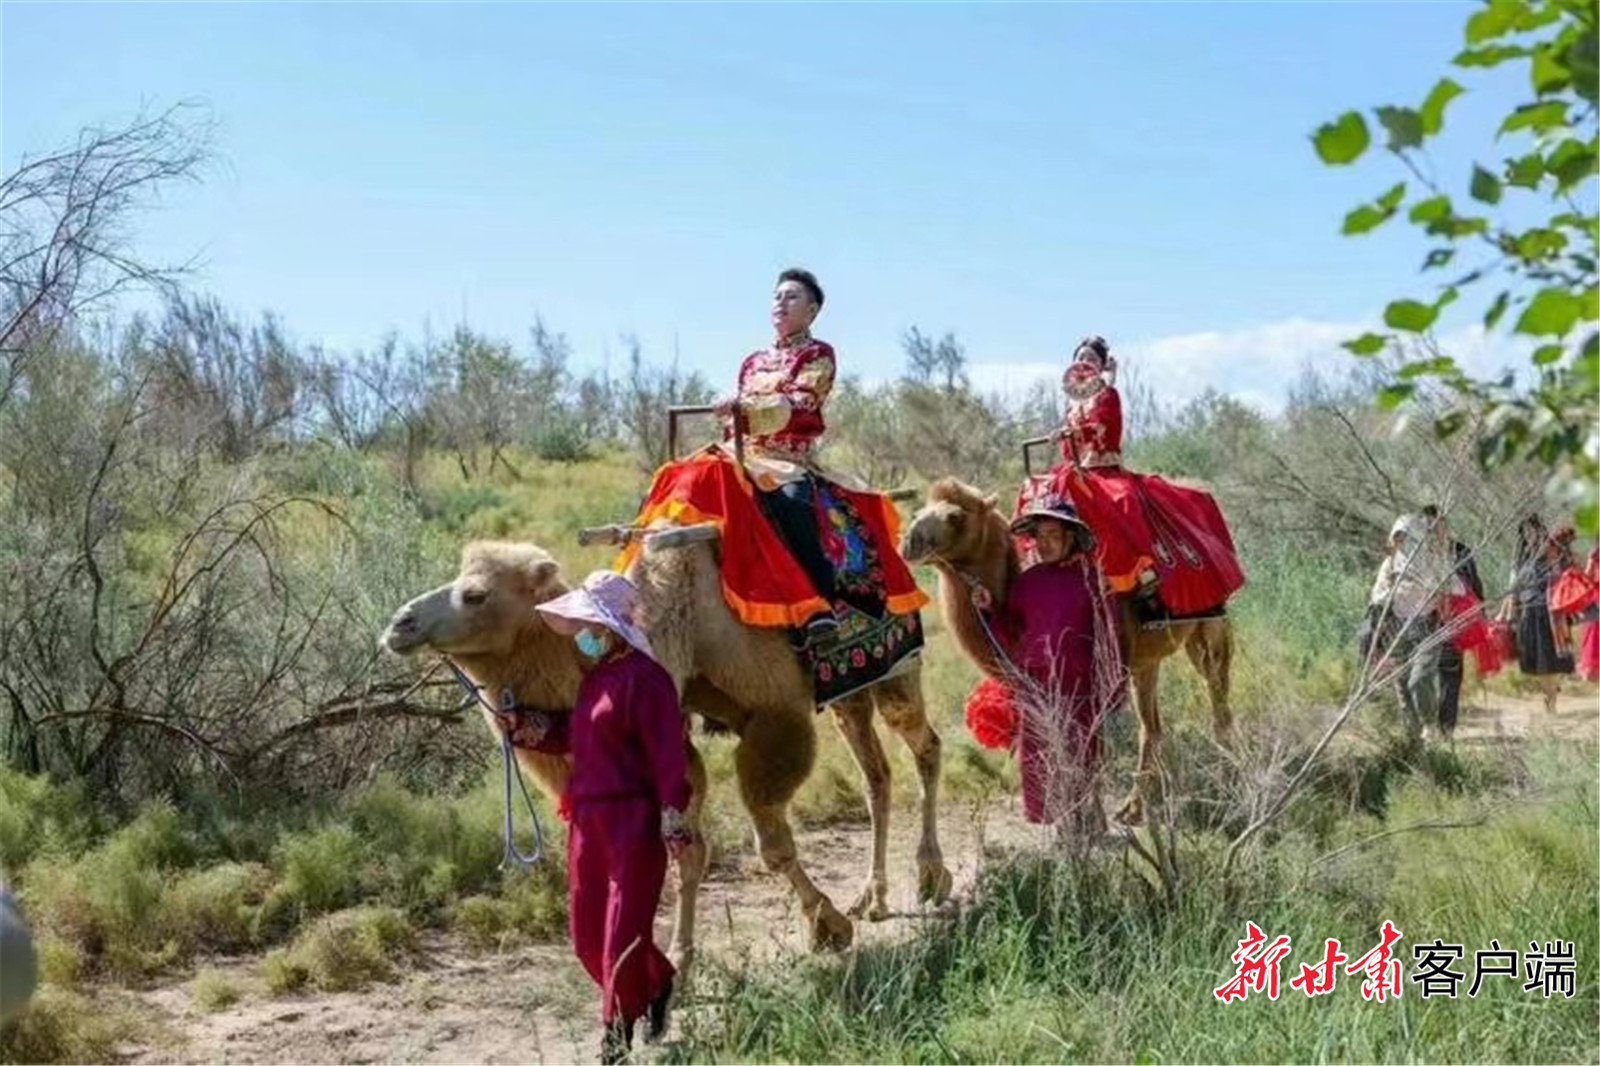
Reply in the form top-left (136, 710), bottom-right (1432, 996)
top-left (646, 974), bottom-right (675, 1043)
top-left (601, 1018), bottom-right (633, 1064)
top-left (805, 613), bottom-right (840, 641)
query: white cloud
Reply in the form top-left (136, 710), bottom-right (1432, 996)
top-left (964, 318), bottom-right (1536, 415)
top-left (965, 360), bottom-right (1060, 397)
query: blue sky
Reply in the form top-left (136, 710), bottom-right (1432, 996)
top-left (2, 2), bottom-right (1530, 409)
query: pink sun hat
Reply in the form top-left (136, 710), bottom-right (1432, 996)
top-left (536, 570), bottom-right (655, 660)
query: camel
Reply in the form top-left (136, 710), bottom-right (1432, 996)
top-left (899, 478), bottom-right (1234, 823)
top-left (380, 537), bottom-right (952, 968)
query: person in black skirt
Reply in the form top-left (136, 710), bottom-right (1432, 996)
top-left (1506, 513), bottom-right (1575, 713)
top-left (1423, 506), bottom-right (1484, 738)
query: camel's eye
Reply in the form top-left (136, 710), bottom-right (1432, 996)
top-left (461, 587), bottom-right (489, 607)
top-left (948, 512), bottom-right (966, 530)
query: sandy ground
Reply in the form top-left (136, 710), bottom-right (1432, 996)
top-left (87, 689), bottom-right (1595, 1065)
top-left (111, 793), bottom-right (1040, 1065)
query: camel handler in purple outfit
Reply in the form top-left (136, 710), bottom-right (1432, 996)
top-left (972, 492), bottom-right (1124, 838)
top-left (510, 571), bottom-right (695, 1064)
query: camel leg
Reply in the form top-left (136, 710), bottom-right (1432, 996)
top-left (668, 740), bottom-right (710, 977)
top-left (872, 671), bottom-right (952, 907)
top-left (830, 694), bottom-right (891, 920)
top-left (1183, 621), bottom-right (1235, 748)
top-left (736, 705), bottom-right (853, 952)
top-left (1117, 658), bottom-right (1164, 826)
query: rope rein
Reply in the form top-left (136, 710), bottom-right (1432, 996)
top-left (444, 659), bottom-right (546, 869)
top-left (938, 558), bottom-right (1024, 680)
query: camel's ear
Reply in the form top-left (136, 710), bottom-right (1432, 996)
top-left (981, 493), bottom-right (999, 511)
top-left (519, 557), bottom-right (560, 594)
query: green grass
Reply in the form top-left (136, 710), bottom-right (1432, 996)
top-left (2, 759), bottom-right (567, 990)
top-left (191, 968), bottom-right (243, 1012)
top-left (260, 905), bottom-right (418, 994)
top-left (0, 989), bottom-right (131, 1065)
top-left (669, 739), bottom-right (1599, 1064)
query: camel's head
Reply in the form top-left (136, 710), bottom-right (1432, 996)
top-left (381, 541), bottom-right (567, 657)
top-left (901, 478), bottom-right (1001, 565)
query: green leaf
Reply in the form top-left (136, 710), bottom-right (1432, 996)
top-left (1422, 247), bottom-right (1456, 270)
top-left (1515, 288), bottom-right (1585, 337)
top-left (1469, 165), bottom-right (1503, 204)
top-left (1343, 332), bottom-right (1389, 356)
top-left (1531, 43), bottom-right (1573, 94)
top-left (1485, 290), bottom-right (1512, 330)
top-left (1547, 138), bottom-right (1598, 190)
top-left (1575, 500), bottom-right (1598, 539)
top-left (1341, 182), bottom-right (1407, 235)
top-left (1399, 356), bottom-right (1458, 379)
top-left (1385, 299), bottom-right (1439, 332)
top-left (1580, 330), bottom-right (1599, 378)
top-left (1419, 77), bottom-right (1465, 134)
top-left (1342, 205), bottom-right (1388, 235)
top-left (1505, 152), bottom-right (1545, 188)
top-left (1499, 100), bottom-right (1569, 136)
top-left (1454, 44), bottom-right (1531, 67)
top-left (1408, 195), bottom-right (1452, 224)
top-left (1431, 215), bottom-right (1489, 239)
top-left (1465, 0), bottom-right (1522, 44)
top-left (1569, 22), bottom-right (1599, 104)
top-left (1434, 409), bottom-right (1470, 438)
top-left (1313, 111), bottom-right (1370, 164)
top-left (1515, 227), bottom-right (1568, 260)
top-left (1377, 383), bottom-right (1417, 410)
top-left (1532, 343), bottom-right (1566, 365)
top-left (1376, 106), bottom-right (1425, 150)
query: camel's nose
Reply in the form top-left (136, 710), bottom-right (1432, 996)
top-left (382, 609), bottom-right (422, 651)
top-left (901, 528), bottom-right (927, 562)
top-left (380, 608), bottom-right (425, 653)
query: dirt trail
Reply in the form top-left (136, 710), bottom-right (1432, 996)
top-left (99, 690), bottom-right (1592, 1065)
top-left (1452, 687), bottom-right (1595, 743)
top-left (113, 799), bottom-right (1039, 1066)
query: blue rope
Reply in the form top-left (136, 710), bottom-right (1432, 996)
top-left (445, 660), bottom-right (546, 869)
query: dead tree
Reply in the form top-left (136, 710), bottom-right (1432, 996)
top-left (0, 103), bottom-right (211, 411)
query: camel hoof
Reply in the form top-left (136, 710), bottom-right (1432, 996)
top-left (846, 881), bottom-right (890, 921)
top-left (809, 901), bottom-right (854, 953)
top-left (918, 861), bottom-right (954, 906)
top-left (1117, 792), bottom-right (1145, 826)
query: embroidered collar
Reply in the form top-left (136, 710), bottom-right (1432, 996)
top-left (774, 329), bottom-right (813, 350)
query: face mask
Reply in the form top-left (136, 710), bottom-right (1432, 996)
top-left (575, 629), bottom-right (606, 659)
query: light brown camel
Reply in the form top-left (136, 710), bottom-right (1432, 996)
top-left (381, 538), bottom-right (952, 967)
top-left (899, 478), bottom-right (1234, 823)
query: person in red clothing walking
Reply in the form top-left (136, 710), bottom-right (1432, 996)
top-left (515, 570), bottom-right (694, 1064)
